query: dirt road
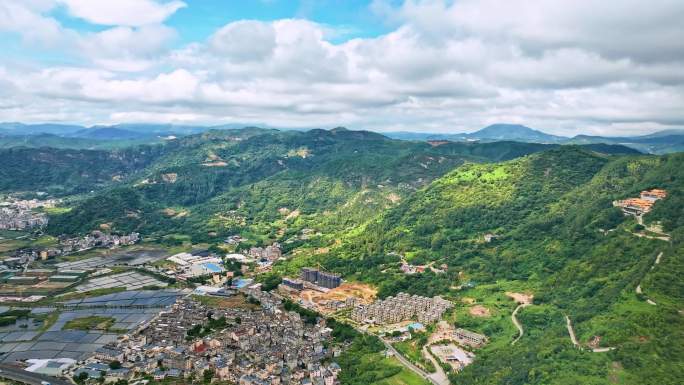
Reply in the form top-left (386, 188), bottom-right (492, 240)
top-left (511, 303), bottom-right (530, 345)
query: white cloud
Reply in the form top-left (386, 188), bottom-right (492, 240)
top-left (57, 0), bottom-right (186, 27)
top-left (0, 0), bottom-right (683, 136)
top-left (210, 21), bottom-right (276, 62)
top-left (79, 24), bottom-right (177, 71)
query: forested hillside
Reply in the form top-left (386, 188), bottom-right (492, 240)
top-left (295, 149), bottom-right (684, 385)
top-left (0, 146), bottom-right (166, 195)
top-left (45, 129), bottom-right (565, 241)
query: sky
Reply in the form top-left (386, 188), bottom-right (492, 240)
top-left (0, 0), bottom-right (683, 136)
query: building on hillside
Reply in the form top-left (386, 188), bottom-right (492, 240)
top-left (640, 189), bottom-right (667, 201)
top-left (614, 188), bottom-right (667, 217)
top-left (300, 268), bottom-right (341, 289)
top-left (351, 292), bottom-right (452, 325)
top-left (483, 233), bottom-right (497, 243)
top-left (281, 278), bottom-right (304, 291)
top-left (454, 328), bottom-right (488, 348)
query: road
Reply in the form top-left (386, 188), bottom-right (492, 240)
top-left (636, 251), bottom-right (663, 306)
top-left (565, 315), bottom-right (580, 347)
top-left (565, 316), bottom-right (615, 353)
top-left (381, 338), bottom-right (445, 385)
top-left (0, 363), bottom-right (72, 385)
top-left (510, 303), bottom-right (529, 345)
top-left (422, 345), bottom-right (450, 385)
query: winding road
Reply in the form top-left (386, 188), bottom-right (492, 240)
top-left (565, 315), bottom-right (615, 353)
top-left (510, 303), bottom-right (530, 345)
top-left (636, 251), bottom-right (664, 306)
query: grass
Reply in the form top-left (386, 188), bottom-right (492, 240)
top-left (36, 311), bottom-right (60, 333)
top-left (63, 315), bottom-right (116, 331)
top-left (375, 357), bottom-right (431, 385)
top-left (41, 206), bottom-right (72, 215)
top-left (446, 280), bottom-right (537, 350)
top-left (393, 340), bottom-right (436, 373)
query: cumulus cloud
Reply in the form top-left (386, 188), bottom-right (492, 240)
top-left (57, 0), bottom-right (186, 27)
top-left (0, 0), bottom-right (683, 135)
top-left (210, 21), bottom-right (277, 62)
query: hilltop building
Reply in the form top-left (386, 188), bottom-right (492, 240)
top-left (614, 189), bottom-right (668, 216)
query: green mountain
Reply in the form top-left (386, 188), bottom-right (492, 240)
top-left (0, 146), bottom-right (167, 195)
top-left (45, 129), bottom-right (563, 241)
top-left (0, 133), bottom-right (165, 150)
top-left (300, 147), bottom-right (683, 385)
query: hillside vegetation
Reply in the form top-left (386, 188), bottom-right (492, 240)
top-left (299, 149), bottom-right (684, 385)
top-left (45, 130), bottom-right (562, 243)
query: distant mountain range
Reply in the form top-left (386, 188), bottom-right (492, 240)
top-left (384, 124), bottom-right (684, 154)
top-left (0, 122), bottom-right (254, 139)
top-left (1, 122), bottom-right (683, 154)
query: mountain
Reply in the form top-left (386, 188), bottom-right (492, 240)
top-left (1, 126), bottom-right (681, 384)
top-left (383, 124), bottom-right (566, 143)
top-left (0, 122), bottom-right (85, 136)
top-left (0, 133), bottom-right (100, 149)
top-left (384, 124), bottom-right (684, 154)
top-left (72, 127), bottom-right (157, 140)
top-left (567, 129), bottom-right (684, 154)
top-left (0, 122), bottom-right (269, 140)
top-left (45, 128), bottom-right (566, 239)
top-left (467, 123), bottom-right (565, 142)
top-left (308, 147), bottom-right (684, 385)
top-left (0, 146), bottom-right (168, 195)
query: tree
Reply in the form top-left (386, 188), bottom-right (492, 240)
top-left (74, 372), bottom-right (89, 384)
top-left (203, 368), bottom-right (215, 384)
top-left (109, 360), bottom-right (122, 370)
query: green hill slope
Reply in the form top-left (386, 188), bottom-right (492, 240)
top-left (298, 149), bottom-right (683, 385)
top-left (45, 130), bottom-right (560, 241)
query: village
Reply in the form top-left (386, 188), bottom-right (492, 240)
top-left (0, 197), bottom-right (54, 231)
top-left (67, 288), bottom-right (342, 385)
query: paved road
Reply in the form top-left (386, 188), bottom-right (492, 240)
top-left (0, 364), bottom-right (72, 385)
top-left (422, 345), bottom-right (450, 385)
top-left (510, 304), bottom-right (529, 345)
top-left (381, 338), bottom-right (444, 385)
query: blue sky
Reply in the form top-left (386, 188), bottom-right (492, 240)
top-left (0, 0), bottom-right (682, 136)
top-left (165, 0), bottom-right (392, 44)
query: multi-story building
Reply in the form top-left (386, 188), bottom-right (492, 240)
top-left (351, 292), bottom-right (452, 325)
top-left (300, 268), bottom-right (341, 289)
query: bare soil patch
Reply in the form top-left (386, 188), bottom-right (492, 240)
top-left (469, 305), bottom-right (491, 317)
top-left (506, 291), bottom-right (534, 305)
